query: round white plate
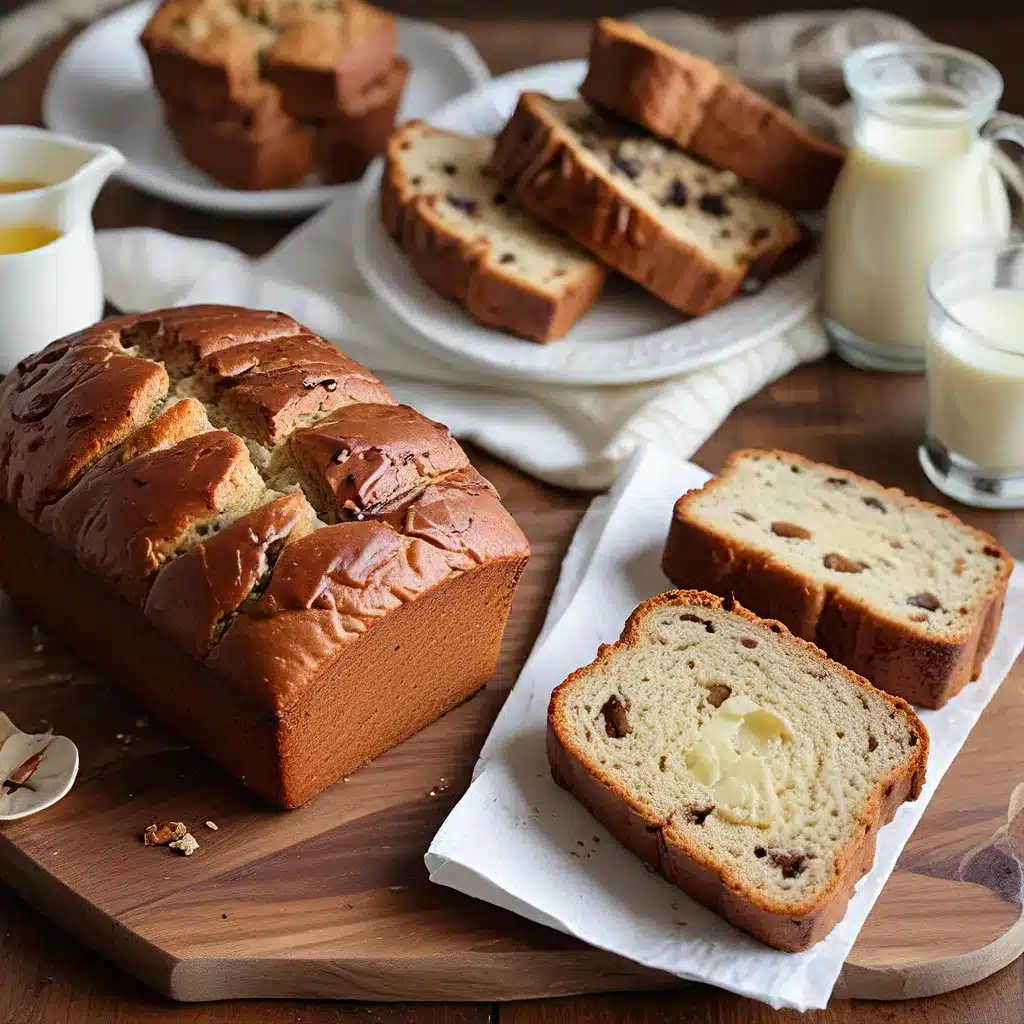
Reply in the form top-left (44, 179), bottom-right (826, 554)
top-left (42, 1), bottom-right (490, 218)
top-left (352, 59), bottom-right (819, 387)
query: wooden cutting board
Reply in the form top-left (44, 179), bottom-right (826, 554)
top-left (0, 558), bottom-right (1020, 1006)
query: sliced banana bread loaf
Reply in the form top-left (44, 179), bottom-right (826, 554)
top-left (662, 450), bottom-right (1013, 708)
top-left (381, 120), bottom-right (607, 342)
top-left (549, 589), bottom-right (928, 951)
top-left (488, 94), bottom-right (802, 316)
top-left (580, 18), bottom-right (845, 210)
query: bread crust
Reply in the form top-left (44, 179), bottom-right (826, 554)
top-left (548, 589), bottom-right (929, 952)
top-left (662, 450), bottom-right (1014, 709)
top-left (0, 307), bottom-right (530, 807)
top-left (580, 18), bottom-right (845, 210)
top-left (380, 121), bottom-right (607, 343)
top-left (162, 93), bottom-right (314, 191)
top-left (317, 58), bottom-right (409, 185)
top-left (140, 0), bottom-right (397, 121)
top-left (487, 93), bottom-right (800, 316)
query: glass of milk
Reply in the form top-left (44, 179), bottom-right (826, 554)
top-left (824, 43), bottom-right (1024, 373)
top-left (920, 242), bottom-right (1024, 508)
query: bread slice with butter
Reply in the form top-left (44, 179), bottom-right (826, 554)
top-left (547, 589), bottom-right (928, 952)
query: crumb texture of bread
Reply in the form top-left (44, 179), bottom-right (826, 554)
top-left (0, 305), bottom-right (530, 806)
top-left (663, 450), bottom-right (1013, 708)
top-left (580, 18), bottom-right (845, 210)
top-left (548, 589), bottom-right (928, 951)
top-left (488, 94), bottom-right (802, 316)
top-left (381, 121), bottom-right (607, 342)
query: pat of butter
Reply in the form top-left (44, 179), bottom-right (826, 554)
top-left (684, 692), bottom-right (792, 827)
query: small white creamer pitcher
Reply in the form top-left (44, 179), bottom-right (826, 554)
top-left (0, 126), bottom-right (124, 373)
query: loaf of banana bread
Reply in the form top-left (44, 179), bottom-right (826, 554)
top-left (141, 0), bottom-right (397, 120)
top-left (0, 306), bottom-right (529, 807)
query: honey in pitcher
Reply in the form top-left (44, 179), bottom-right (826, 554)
top-left (0, 224), bottom-right (61, 255)
top-left (0, 179), bottom-right (47, 194)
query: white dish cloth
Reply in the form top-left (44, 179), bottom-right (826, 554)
top-left (424, 448), bottom-right (1024, 1011)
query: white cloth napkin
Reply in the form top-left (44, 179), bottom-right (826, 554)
top-left (425, 448), bottom-right (1024, 1011)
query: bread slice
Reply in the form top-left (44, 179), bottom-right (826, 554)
top-left (663, 450), bottom-right (1014, 709)
top-left (548, 589), bottom-right (928, 952)
top-left (380, 120), bottom-right (607, 343)
top-left (580, 18), bottom-right (845, 210)
top-left (488, 94), bottom-right (802, 316)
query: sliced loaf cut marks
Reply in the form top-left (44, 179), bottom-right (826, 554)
top-left (663, 450), bottom-right (1014, 708)
top-left (381, 120), bottom-right (607, 343)
top-left (145, 490), bottom-right (317, 658)
top-left (284, 403), bottom-right (469, 523)
top-left (488, 94), bottom-right (802, 316)
top-left (549, 590), bottom-right (928, 951)
top-left (39, 430), bottom-right (269, 606)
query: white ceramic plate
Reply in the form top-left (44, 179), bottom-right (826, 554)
top-left (42, 1), bottom-right (490, 218)
top-left (352, 59), bottom-right (819, 386)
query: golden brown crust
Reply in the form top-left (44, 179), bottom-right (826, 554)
top-left (380, 121), bottom-right (607, 344)
top-left (487, 93), bottom-right (800, 316)
top-left (0, 324), bottom-right (169, 521)
top-left (140, 0), bottom-right (397, 121)
top-left (162, 90), bottom-right (314, 191)
top-left (548, 589), bottom-right (929, 951)
top-left (38, 430), bottom-right (262, 607)
top-left (195, 330), bottom-right (396, 444)
top-left (580, 18), bottom-right (845, 210)
top-left (317, 57), bottom-right (409, 185)
top-left (144, 491), bottom-right (317, 659)
top-left (662, 450), bottom-right (1014, 709)
top-left (0, 306), bottom-right (531, 806)
top-left (287, 402), bottom-right (469, 522)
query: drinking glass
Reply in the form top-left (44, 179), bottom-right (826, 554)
top-left (920, 242), bottom-right (1024, 508)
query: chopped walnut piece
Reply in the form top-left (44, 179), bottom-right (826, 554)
top-left (771, 521), bottom-right (811, 540)
top-left (143, 820), bottom-right (188, 846)
top-left (169, 833), bottom-right (200, 856)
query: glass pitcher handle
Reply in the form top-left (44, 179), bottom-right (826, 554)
top-left (981, 112), bottom-right (1024, 208)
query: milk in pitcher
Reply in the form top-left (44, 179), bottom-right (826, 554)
top-left (823, 43), bottom-right (1022, 373)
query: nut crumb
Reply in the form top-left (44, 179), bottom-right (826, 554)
top-left (204, 821), bottom-right (218, 831)
top-left (169, 833), bottom-right (199, 856)
top-left (143, 821), bottom-right (188, 846)
top-left (771, 521), bottom-right (811, 540)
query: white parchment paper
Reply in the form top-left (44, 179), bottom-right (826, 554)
top-left (425, 448), bottom-right (1024, 1011)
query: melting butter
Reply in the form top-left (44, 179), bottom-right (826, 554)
top-left (685, 693), bottom-right (792, 827)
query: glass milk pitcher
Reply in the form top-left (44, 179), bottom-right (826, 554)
top-left (823, 43), bottom-right (1024, 373)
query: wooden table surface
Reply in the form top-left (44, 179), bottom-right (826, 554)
top-left (1, 11), bottom-right (1023, 1024)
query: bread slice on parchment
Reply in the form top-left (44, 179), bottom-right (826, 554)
top-left (662, 449), bottom-right (1014, 709)
top-left (380, 120), bottom-right (607, 343)
top-left (548, 589), bottom-right (928, 952)
top-left (488, 93), bottom-right (802, 317)
top-left (579, 18), bottom-right (845, 210)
